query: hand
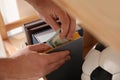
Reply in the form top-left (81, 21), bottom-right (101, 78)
top-left (26, 0), bottom-right (76, 40)
top-left (5, 44), bottom-right (70, 79)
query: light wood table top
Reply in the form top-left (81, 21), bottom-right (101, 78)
top-left (53, 0), bottom-right (120, 53)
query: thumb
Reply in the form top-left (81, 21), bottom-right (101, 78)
top-left (29, 43), bottom-right (50, 52)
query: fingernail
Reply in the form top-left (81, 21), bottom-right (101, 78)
top-left (44, 44), bottom-right (51, 49)
top-left (66, 56), bottom-right (71, 60)
top-left (42, 46), bottom-right (48, 50)
top-left (67, 36), bottom-right (72, 40)
top-left (65, 50), bottom-right (70, 53)
top-left (71, 34), bottom-right (74, 39)
top-left (46, 45), bottom-right (51, 49)
top-left (66, 34), bottom-right (74, 40)
top-left (60, 34), bottom-right (64, 39)
top-left (65, 51), bottom-right (70, 54)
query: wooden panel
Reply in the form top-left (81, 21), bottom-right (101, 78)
top-left (6, 14), bottom-right (40, 31)
top-left (0, 34), bottom-right (6, 57)
top-left (3, 39), bottom-right (17, 56)
top-left (53, 0), bottom-right (120, 53)
top-left (0, 12), bottom-right (7, 39)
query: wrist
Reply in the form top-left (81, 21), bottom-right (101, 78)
top-left (0, 58), bottom-right (15, 78)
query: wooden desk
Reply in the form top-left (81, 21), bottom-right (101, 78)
top-left (53, 0), bottom-right (120, 53)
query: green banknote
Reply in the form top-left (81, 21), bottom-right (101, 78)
top-left (46, 29), bottom-right (68, 48)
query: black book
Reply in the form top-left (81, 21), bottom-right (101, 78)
top-left (24, 19), bottom-right (83, 80)
top-left (47, 38), bottom-right (83, 80)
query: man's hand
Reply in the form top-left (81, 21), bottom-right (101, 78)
top-left (26, 0), bottom-right (76, 40)
top-left (1, 44), bottom-right (70, 79)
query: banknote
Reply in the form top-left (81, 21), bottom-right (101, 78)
top-left (46, 29), bottom-right (69, 48)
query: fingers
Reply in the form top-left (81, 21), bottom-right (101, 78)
top-left (59, 12), bottom-right (70, 39)
top-left (47, 56), bottom-right (70, 74)
top-left (47, 50), bottom-right (70, 64)
top-left (28, 43), bottom-right (50, 52)
top-left (58, 12), bottom-right (76, 40)
top-left (35, 50), bottom-right (70, 76)
top-left (45, 51), bottom-right (71, 75)
top-left (45, 16), bottom-right (60, 31)
top-left (43, 11), bottom-right (76, 40)
top-left (66, 15), bottom-right (76, 40)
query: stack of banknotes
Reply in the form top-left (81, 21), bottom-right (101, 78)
top-left (46, 29), bottom-right (80, 48)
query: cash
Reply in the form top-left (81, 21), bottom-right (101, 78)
top-left (46, 29), bottom-right (69, 48)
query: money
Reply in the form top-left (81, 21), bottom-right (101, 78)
top-left (46, 29), bottom-right (69, 48)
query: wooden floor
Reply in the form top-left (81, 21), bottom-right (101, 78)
top-left (0, 35), bottom-right (6, 57)
top-left (0, 31), bottom-right (27, 57)
top-left (7, 31), bottom-right (27, 56)
top-left (8, 32), bottom-right (26, 50)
